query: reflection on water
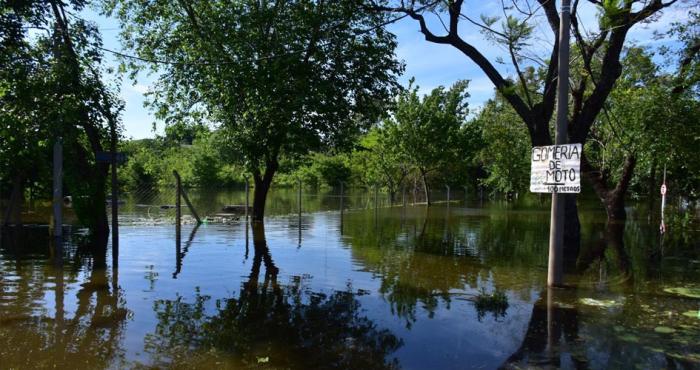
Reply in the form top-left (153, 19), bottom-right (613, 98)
top-left (1, 192), bottom-right (699, 369)
top-left (143, 222), bottom-right (402, 369)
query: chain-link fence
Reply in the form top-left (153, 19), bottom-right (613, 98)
top-left (1, 169), bottom-right (473, 229)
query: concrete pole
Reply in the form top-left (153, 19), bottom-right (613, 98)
top-left (547, 0), bottom-right (571, 287)
top-left (110, 123), bottom-right (119, 266)
top-left (52, 138), bottom-right (63, 237)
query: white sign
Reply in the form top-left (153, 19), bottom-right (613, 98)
top-left (660, 184), bottom-right (667, 195)
top-left (530, 143), bottom-right (582, 193)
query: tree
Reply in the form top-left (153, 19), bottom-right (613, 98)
top-left (371, 0), bottom-right (683, 247)
top-left (586, 47), bottom-right (700, 211)
top-left (1, 0), bottom-right (121, 237)
top-left (474, 97), bottom-right (530, 197)
top-left (350, 127), bottom-right (411, 203)
top-left (385, 79), bottom-right (469, 205)
top-left (106, 0), bottom-right (403, 221)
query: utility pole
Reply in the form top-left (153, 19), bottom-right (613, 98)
top-left (548, 0), bottom-right (571, 287)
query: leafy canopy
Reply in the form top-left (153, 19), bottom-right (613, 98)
top-left (105, 0), bottom-right (404, 175)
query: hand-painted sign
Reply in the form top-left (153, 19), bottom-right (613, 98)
top-left (530, 143), bottom-right (582, 193)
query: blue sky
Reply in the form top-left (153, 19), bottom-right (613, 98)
top-left (83, 1), bottom-right (690, 139)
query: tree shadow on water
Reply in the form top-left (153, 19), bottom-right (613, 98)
top-left (142, 222), bottom-right (403, 369)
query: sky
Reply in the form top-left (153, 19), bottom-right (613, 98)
top-left (82, 1), bottom-right (691, 140)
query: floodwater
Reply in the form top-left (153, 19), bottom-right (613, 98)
top-left (1, 190), bottom-right (699, 369)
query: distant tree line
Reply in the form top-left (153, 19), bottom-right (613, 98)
top-left (120, 42), bottom-right (700, 212)
top-left (2, 0), bottom-right (698, 235)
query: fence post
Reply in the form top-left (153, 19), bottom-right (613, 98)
top-left (245, 176), bottom-right (249, 221)
top-left (52, 138), bottom-right (63, 237)
top-left (374, 184), bottom-right (379, 208)
top-left (175, 171), bottom-right (181, 243)
top-left (446, 184), bottom-right (450, 204)
top-left (339, 181), bottom-right (344, 211)
top-left (339, 181), bottom-right (344, 234)
top-left (297, 178), bottom-right (302, 215)
top-left (402, 185), bottom-right (407, 208)
top-left (173, 170), bottom-right (201, 225)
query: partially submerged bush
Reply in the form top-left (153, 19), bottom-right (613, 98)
top-left (473, 288), bottom-right (509, 321)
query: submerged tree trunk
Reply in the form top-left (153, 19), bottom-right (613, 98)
top-left (419, 168), bottom-right (431, 206)
top-left (563, 194), bottom-right (581, 262)
top-left (251, 159), bottom-right (279, 222)
top-left (584, 154), bottom-right (636, 223)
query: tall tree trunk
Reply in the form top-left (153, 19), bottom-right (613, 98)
top-left (251, 159), bottom-right (279, 222)
top-left (3, 174), bottom-right (24, 227)
top-left (420, 168), bottom-right (431, 206)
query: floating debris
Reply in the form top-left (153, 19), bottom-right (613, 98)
top-left (654, 326), bottom-right (676, 334)
top-left (663, 287), bottom-right (700, 299)
top-left (578, 298), bottom-right (620, 308)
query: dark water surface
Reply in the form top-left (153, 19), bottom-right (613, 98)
top-left (1, 191), bottom-right (699, 369)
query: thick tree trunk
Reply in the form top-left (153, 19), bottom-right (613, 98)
top-left (563, 194), bottom-right (581, 263)
top-left (251, 159), bottom-right (279, 222)
top-left (3, 174), bottom-right (24, 227)
top-left (420, 168), bottom-right (431, 206)
top-left (583, 154), bottom-right (636, 222)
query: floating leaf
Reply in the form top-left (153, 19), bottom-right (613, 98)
top-left (664, 287), bottom-right (700, 299)
top-left (682, 310), bottom-right (700, 318)
top-left (619, 334), bottom-right (639, 342)
top-left (654, 326), bottom-right (676, 334)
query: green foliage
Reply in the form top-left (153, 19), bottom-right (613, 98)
top-left (1, 0), bottom-right (122, 233)
top-left (474, 97), bottom-right (531, 196)
top-left (597, 0), bottom-right (630, 29)
top-left (119, 131), bottom-right (245, 190)
top-left (106, 0), bottom-right (403, 181)
top-left (383, 79), bottom-right (473, 201)
top-left (312, 153), bottom-right (352, 188)
top-left (586, 47), bottom-right (700, 199)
